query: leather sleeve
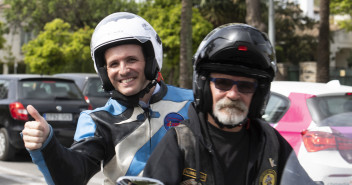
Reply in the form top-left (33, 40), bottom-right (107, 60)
top-left (143, 128), bottom-right (184, 185)
top-left (41, 133), bottom-right (102, 185)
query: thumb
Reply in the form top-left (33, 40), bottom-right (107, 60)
top-left (27, 105), bottom-right (45, 122)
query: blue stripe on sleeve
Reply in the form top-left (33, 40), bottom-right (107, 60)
top-left (73, 100), bottom-right (126, 141)
top-left (73, 112), bottom-right (97, 141)
top-left (28, 126), bottom-right (55, 185)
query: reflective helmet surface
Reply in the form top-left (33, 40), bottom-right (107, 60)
top-left (193, 23), bottom-right (277, 118)
top-left (91, 12), bottom-right (163, 91)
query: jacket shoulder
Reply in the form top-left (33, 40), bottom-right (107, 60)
top-left (164, 85), bottom-right (194, 102)
top-left (174, 124), bottom-right (196, 151)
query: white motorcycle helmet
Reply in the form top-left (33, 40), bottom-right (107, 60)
top-left (90, 12), bottom-right (163, 106)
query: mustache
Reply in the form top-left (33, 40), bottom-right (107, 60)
top-left (216, 98), bottom-right (248, 112)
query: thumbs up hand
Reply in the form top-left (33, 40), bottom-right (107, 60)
top-left (22, 105), bottom-right (50, 150)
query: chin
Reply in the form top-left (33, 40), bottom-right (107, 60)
top-left (117, 88), bottom-right (139, 96)
top-left (122, 91), bottom-right (139, 96)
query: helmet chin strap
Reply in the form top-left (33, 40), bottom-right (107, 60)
top-left (209, 111), bottom-right (248, 129)
top-left (110, 72), bottom-right (162, 107)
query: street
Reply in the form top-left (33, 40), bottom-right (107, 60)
top-left (0, 152), bottom-right (104, 185)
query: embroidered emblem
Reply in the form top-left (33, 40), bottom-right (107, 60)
top-left (164, 112), bottom-right (184, 130)
top-left (269, 158), bottom-right (276, 167)
top-left (182, 168), bottom-right (207, 182)
top-left (259, 169), bottom-right (277, 185)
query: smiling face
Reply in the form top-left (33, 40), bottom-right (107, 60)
top-left (209, 73), bottom-right (255, 126)
top-left (105, 44), bottom-right (149, 96)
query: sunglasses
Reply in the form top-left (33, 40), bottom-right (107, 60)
top-left (209, 78), bottom-right (257, 93)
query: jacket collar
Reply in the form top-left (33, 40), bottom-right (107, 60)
top-left (149, 81), bottom-right (168, 104)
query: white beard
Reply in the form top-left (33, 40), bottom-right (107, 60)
top-left (213, 98), bottom-right (249, 126)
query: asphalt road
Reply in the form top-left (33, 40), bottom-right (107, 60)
top-left (0, 152), bottom-right (104, 185)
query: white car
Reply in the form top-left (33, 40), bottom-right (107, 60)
top-left (263, 80), bottom-right (352, 185)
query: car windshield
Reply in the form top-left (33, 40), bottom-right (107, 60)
top-left (19, 80), bottom-right (84, 100)
top-left (83, 78), bottom-right (109, 97)
top-left (307, 95), bottom-right (352, 127)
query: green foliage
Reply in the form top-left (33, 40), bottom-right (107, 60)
top-left (0, 22), bottom-right (8, 50)
top-left (330, 0), bottom-right (352, 31)
top-left (196, 0), bottom-right (246, 27)
top-left (3, 0), bottom-right (139, 32)
top-left (6, 0), bottom-right (319, 83)
top-left (330, 0), bottom-right (352, 14)
top-left (139, 0), bottom-right (213, 85)
top-left (336, 20), bottom-right (352, 31)
top-left (274, 2), bottom-right (318, 64)
top-left (22, 19), bottom-right (94, 74)
top-left (62, 26), bottom-right (95, 73)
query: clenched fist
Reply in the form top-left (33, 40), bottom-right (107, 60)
top-left (22, 105), bottom-right (50, 150)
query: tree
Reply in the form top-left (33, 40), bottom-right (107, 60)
top-left (62, 26), bottom-right (95, 73)
top-left (179, 0), bottom-right (193, 89)
top-left (316, 0), bottom-right (330, 83)
top-left (3, 0), bottom-right (140, 74)
top-left (22, 19), bottom-right (94, 74)
top-left (197, 0), bottom-right (246, 27)
top-left (0, 21), bottom-right (8, 50)
top-left (0, 3), bottom-right (9, 65)
top-left (245, 0), bottom-right (266, 32)
top-left (274, 2), bottom-right (318, 65)
top-left (140, 0), bottom-right (212, 86)
top-left (3, 0), bottom-right (139, 32)
top-left (330, 0), bottom-right (352, 31)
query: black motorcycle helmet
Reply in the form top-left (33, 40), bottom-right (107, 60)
top-left (193, 23), bottom-right (277, 119)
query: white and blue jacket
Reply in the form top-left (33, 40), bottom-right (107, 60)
top-left (28, 82), bottom-right (193, 185)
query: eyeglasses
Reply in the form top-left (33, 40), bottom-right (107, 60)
top-left (209, 78), bottom-right (257, 93)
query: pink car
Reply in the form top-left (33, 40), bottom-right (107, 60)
top-left (263, 80), bottom-right (352, 185)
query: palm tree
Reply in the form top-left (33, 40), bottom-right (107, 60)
top-left (316, 0), bottom-right (330, 83)
top-left (245, 0), bottom-right (266, 32)
top-left (179, 0), bottom-right (193, 89)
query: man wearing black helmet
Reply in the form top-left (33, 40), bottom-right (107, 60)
top-left (143, 23), bottom-right (314, 185)
top-left (21, 12), bottom-right (193, 185)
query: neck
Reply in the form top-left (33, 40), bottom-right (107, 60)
top-left (139, 85), bottom-right (156, 104)
top-left (207, 113), bottom-right (243, 132)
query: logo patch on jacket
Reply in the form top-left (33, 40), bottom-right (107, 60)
top-left (259, 169), bottom-right (276, 185)
top-left (182, 168), bottom-right (207, 182)
top-left (164, 112), bottom-right (184, 130)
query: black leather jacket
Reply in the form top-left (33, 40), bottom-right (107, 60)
top-left (144, 103), bottom-right (314, 185)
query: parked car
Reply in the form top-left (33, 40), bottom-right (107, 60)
top-left (0, 74), bottom-right (91, 161)
top-left (263, 80), bottom-right (352, 185)
top-left (53, 73), bottom-right (110, 109)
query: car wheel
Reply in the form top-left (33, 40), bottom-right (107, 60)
top-left (0, 128), bottom-right (15, 161)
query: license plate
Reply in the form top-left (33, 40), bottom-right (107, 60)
top-left (43, 113), bottom-right (73, 121)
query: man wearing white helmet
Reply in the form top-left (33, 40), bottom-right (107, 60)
top-left (21, 12), bottom-right (193, 185)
